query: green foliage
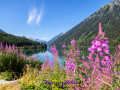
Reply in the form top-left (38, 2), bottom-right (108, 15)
top-left (0, 43), bottom-right (44, 80)
top-left (0, 52), bottom-right (26, 80)
top-left (0, 71), bottom-right (14, 81)
top-left (0, 52), bottom-right (25, 74)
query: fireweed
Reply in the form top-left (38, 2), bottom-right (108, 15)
top-left (61, 23), bottom-right (120, 89)
top-left (7, 23), bottom-right (120, 89)
top-left (0, 43), bottom-right (43, 80)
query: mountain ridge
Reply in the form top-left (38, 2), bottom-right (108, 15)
top-left (47, 32), bottom-right (63, 46)
top-left (51, 0), bottom-right (120, 48)
top-left (0, 29), bottom-right (6, 33)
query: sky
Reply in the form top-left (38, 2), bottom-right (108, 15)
top-left (0, 0), bottom-right (115, 41)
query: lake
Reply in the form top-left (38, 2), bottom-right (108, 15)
top-left (22, 46), bottom-right (117, 66)
top-left (22, 48), bottom-right (66, 66)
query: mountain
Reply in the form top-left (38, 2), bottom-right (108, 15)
top-left (24, 36), bottom-right (47, 44)
top-left (0, 32), bottom-right (47, 48)
top-left (47, 32), bottom-right (63, 45)
top-left (51, 0), bottom-right (120, 48)
top-left (0, 29), bottom-right (6, 33)
top-left (34, 39), bottom-right (47, 44)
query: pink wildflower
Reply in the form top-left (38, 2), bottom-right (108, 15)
top-left (0, 51), bottom-right (2, 55)
top-left (67, 53), bottom-right (70, 57)
top-left (65, 58), bottom-right (75, 75)
top-left (76, 49), bottom-right (80, 56)
top-left (59, 63), bottom-right (62, 69)
top-left (118, 45), bottom-right (120, 49)
top-left (12, 44), bottom-right (15, 49)
top-left (0, 42), bottom-right (4, 51)
top-left (50, 45), bottom-right (58, 56)
top-left (70, 52), bottom-right (73, 56)
top-left (72, 58), bottom-right (75, 61)
top-left (71, 40), bottom-right (77, 46)
top-left (46, 55), bottom-right (49, 63)
top-left (82, 56), bottom-right (85, 60)
top-left (5, 43), bottom-right (9, 50)
top-left (33, 57), bottom-right (36, 62)
top-left (97, 47), bottom-right (102, 52)
top-left (62, 43), bottom-right (66, 49)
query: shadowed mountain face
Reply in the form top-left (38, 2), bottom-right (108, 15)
top-left (51, 0), bottom-right (120, 49)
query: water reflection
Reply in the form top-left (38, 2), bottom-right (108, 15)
top-left (23, 48), bottom-right (65, 66)
top-left (23, 48), bottom-right (46, 56)
top-left (22, 46), bottom-right (116, 67)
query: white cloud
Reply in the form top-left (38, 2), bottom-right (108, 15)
top-left (27, 6), bottom-right (43, 25)
top-left (36, 7), bottom-right (43, 24)
top-left (27, 9), bottom-right (37, 25)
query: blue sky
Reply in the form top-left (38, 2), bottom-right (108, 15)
top-left (0, 0), bottom-right (114, 41)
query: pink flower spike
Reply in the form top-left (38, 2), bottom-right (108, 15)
top-left (97, 47), bottom-right (102, 51)
top-left (12, 44), bottom-right (15, 49)
top-left (104, 49), bottom-right (110, 54)
top-left (62, 43), bottom-right (66, 48)
top-left (116, 88), bottom-right (120, 90)
top-left (99, 22), bottom-right (102, 35)
top-left (46, 55), bottom-right (49, 63)
top-left (67, 53), bottom-right (70, 57)
top-left (39, 71), bottom-right (41, 74)
top-left (118, 45), bottom-right (120, 49)
top-left (72, 58), bottom-right (75, 61)
top-left (71, 40), bottom-right (77, 46)
top-left (70, 52), bottom-right (73, 56)
top-left (5, 43), bottom-right (8, 49)
top-left (88, 47), bottom-right (91, 51)
top-left (0, 52), bottom-right (2, 55)
top-left (96, 23), bottom-right (102, 39)
top-left (76, 49), bottom-right (80, 55)
top-left (100, 52), bottom-right (103, 56)
top-left (82, 56), bottom-right (85, 60)
top-left (95, 40), bottom-right (101, 46)
top-left (60, 63), bottom-right (62, 69)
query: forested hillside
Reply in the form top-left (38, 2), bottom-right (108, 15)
top-left (0, 29), bottom-right (6, 33)
top-left (0, 32), bottom-right (47, 48)
top-left (51, 0), bottom-right (120, 49)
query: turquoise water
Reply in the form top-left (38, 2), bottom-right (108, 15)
top-left (23, 48), bottom-right (65, 66)
top-left (23, 46), bottom-right (116, 66)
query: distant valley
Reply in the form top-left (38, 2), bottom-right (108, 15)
top-left (25, 32), bottom-right (63, 46)
top-left (0, 29), bottom-right (63, 49)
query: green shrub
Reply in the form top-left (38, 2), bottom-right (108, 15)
top-left (0, 71), bottom-right (15, 81)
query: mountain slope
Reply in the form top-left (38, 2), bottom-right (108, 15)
top-left (0, 29), bottom-right (6, 33)
top-left (47, 32), bottom-right (63, 45)
top-left (51, 0), bottom-right (120, 48)
top-left (0, 32), bottom-right (47, 48)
